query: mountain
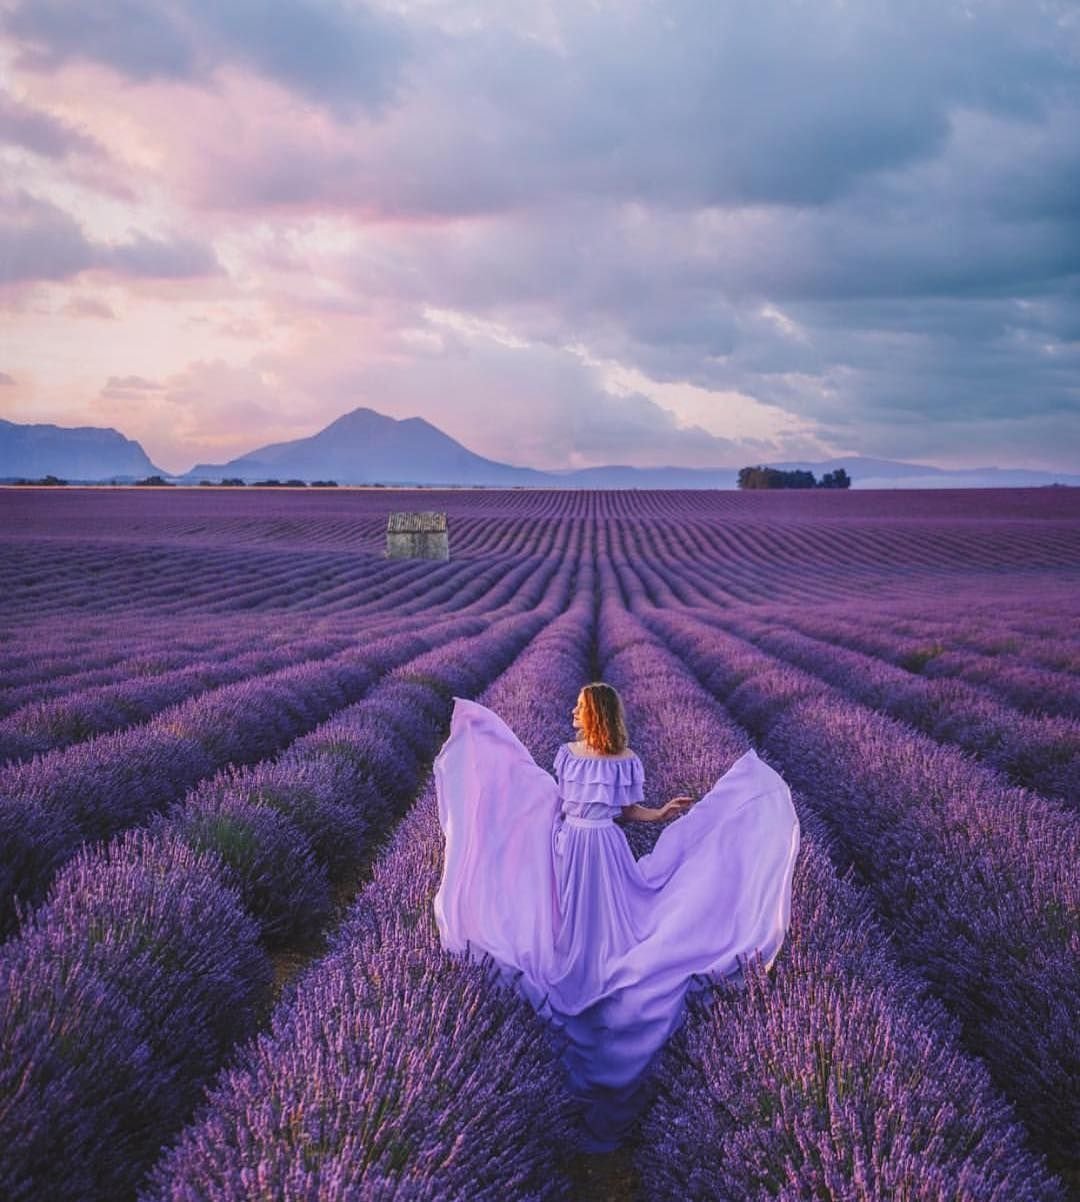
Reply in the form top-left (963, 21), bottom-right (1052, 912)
top-left (181, 407), bottom-right (552, 486)
top-left (183, 409), bottom-right (1080, 487)
top-left (0, 418), bottom-right (165, 481)
top-left (3, 409), bottom-right (1077, 487)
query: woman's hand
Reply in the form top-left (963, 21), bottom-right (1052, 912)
top-left (621, 797), bottom-right (696, 823)
top-left (660, 795), bottom-right (695, 820)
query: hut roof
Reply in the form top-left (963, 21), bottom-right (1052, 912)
top-left (387, 511), bottom-right (448, 533)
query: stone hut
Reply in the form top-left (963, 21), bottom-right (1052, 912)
top-left (386, 511), bottom-right (450, 561)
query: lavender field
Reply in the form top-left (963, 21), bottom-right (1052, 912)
top-left (1, 486), bottom-right (1077, 1201)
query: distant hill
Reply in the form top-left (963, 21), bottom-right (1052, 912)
top-left (182, 407), bottom-right (552, 487)
top-left (767, 456), bottom-right (1080, 490)
top-left (3, 409), bottom-right (1077, 487)
top-left (183, 409), bottom-right (1080, 488)
top-left (0, 418), bottom-right (165, 482)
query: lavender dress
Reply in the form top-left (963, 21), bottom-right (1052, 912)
top-left (433, 697), bottom-right (800, 1147)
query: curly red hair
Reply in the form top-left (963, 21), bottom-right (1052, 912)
top-left (578, 682), bottom-right (629, 755)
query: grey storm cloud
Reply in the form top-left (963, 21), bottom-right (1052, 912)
top-left (0, 191), bottom-right (221, 283)
top-left (176, 0), bottom-right (1077, 218)
top-left (3, 0), bottom-right (409, 113)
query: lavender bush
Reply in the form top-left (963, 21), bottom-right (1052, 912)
top-left (144, 601), bottom-right (592, 1201)
top-left (0, 830), bottom-right (269, 1202)
top-left (703, 612), bottom-right (1079, 802)
top-left (0, 619), bottom-right (482, 934)
top-left (643, 606), bottom-right (1079, 1181)
top-left (596, 597), bottom-right (1063, 1198)
top-left (0, 633), bottom-right (353, 763)
top-left (0, 580), bottom-right (573, 1201)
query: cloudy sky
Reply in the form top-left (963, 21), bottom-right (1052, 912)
top-left (1, 0), bottom-right (1078, 474)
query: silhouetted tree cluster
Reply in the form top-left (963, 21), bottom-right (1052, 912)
top-left (13, 474), bottom-right (67, 486)
top-left (135, 475), bottom-right (173, 487)
top-left (737, 465), bottom-right (851, 490)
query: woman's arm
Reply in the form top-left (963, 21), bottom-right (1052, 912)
top-left (621, 796), bottom-right (694, 823)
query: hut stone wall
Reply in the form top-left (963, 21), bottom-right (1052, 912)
top-left (386, 512), bottom-right (450, 560)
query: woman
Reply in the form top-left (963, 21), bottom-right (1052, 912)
top-left (434, 683), bottom-right (800, 1148)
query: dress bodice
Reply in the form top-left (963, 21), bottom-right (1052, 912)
top-left (553, 743), bottom-right (645, 820)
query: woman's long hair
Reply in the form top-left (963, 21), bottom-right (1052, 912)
top-left (578, 682), bottom-right (629, 754)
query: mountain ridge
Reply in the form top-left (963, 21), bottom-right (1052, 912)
top-left (0, 418), bottom-right (166, 481)
top-left (2, 409), bottom-right (1077, 488)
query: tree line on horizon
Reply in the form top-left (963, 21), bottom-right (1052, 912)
top-left (737, 465), bottom-right (852, 490)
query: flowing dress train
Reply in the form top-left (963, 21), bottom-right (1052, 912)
top-left (433, 697), bottom-right (800, 1147)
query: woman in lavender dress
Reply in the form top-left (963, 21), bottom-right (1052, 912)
top-left (434, 682), bottom-right (800, 1148)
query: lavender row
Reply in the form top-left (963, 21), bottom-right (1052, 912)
top-left (0, 537), bottom-right (565, 761)
top-left (3, 538), bottom-right (468, 627)
top-left (644, 606), bottom-right (1080, 1180)
top-left (0, 617), bottom-right (488, 937)
top-left (0, 532), bottom-right (508, 630)
top-left (0, 612), bottom-right (385, 721)
top-left (0, 549), bottom-right (424, 694)
top-left (0, 633), bottom-right (362, 764)
top-left (598, 506), bottom-right (1079, 610)
top-left (0, 832), bottom-right (270, 1202)
top-left (143, 599), bottom-right (594, 1202)
top-left (0, 527), bottom-right (558, 718)
top-left (922, 647), bottom-right (1080, 719)
top-left (237, 520), bottom-right (575, 622)
top-left (594, 585), bottom-right (1063, 1197)
top-left (0, 539), bottom-right (413, 623)
top-left (9, 480), bottom-right (1078, 531)
top-left (639, 837), bottom-right (1062, 1201)
top-left (780, 603), bottom-right (1080, 676)
top-left (773, 604), bottom-right (1080, 719)
top-left (0, 617), bottom-right (270, 709)
top-left (703, 611), bottom-right (1079, 803)
top-left (0, 592), bottom-right (572, 1202)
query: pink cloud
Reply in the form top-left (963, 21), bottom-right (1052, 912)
top-left (0, 90), bottom-right (104, 159)
top-left (63, 296), bottom-right (117, 318)
top-left (99, 374), bottom-right (165, 402)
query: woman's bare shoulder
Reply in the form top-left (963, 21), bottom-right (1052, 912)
top-left (567, 740), bottom-right (638, 760)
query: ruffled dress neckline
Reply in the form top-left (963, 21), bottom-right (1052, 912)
top-left (562, 742), bottom-right (637, 761)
